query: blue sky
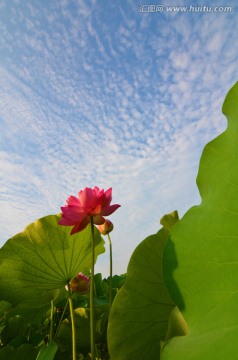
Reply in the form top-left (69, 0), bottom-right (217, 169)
top-left (0, 0), bottom-right (238, 276)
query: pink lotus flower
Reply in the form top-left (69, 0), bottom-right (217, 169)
top-left (97, 219), bottom-right (114, 235)
top-left (59, 186), bottom-right (120, 234)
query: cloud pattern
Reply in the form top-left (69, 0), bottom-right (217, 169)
top-left (0, 0), bottom-right (238, 275)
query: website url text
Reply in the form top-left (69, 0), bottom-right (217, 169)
top-left (139, 4), bottom-right (232, 13)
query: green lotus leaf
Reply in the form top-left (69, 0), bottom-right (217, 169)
top-left (162, 82), bottom-right (238, 359)
top-left (0, 344), bottom-right (38, 360)
top-left (108, 211), bottom-right (180, 359)
top-left (36, 341), bottom-right (58, 360)
top-left (8, 288), bottom-right (66, 324)
top-left (0, 314), bottom-right (27, 346)
top-left (0, 300), bottom-right (12, 317)
top-left (57, 307), bottom-right (91, 353)
top-left (94, 273), bottom-right (105, 297)
top-left (0, 215), bottom-right (105, 309)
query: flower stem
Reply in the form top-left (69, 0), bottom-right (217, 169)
top-left (49, 299), bottom-right (54, 342)
top-left (107, 233), bottom-right (113, 310)
top-left (90, 217), bottom-right (96, 360)
top-left (69, 296), bottom-right (76, 360)
top-left (54, 299), bottom-right (69, 341)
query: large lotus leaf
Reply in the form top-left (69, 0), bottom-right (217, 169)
top-left (108, 211), bottom-right (184, 360)
top-left (0, 215), bottom-right (105, 308)
top-left (161, 82), bottom-right (238, 359)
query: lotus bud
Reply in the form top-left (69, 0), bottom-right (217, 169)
top-left (69, 272), bottom-right (90, 294)
top-left (97, 219), bottom-right (114, 235)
